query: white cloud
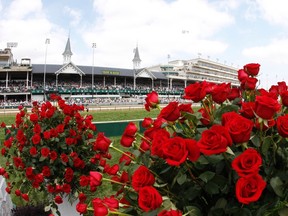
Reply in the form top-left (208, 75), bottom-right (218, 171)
top-left (64, 6), bottom-right (82, 27)
top-left (81, 0), bottom-right (234, 67)
top-left (243, 38), bottom-right (288, 64)
top-left (5, 0), bottom-right (42, 19)
top-left (255, 0), bottom-right (288, 26)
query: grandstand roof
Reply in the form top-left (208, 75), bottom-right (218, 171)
top-left (32, 64), bottom-right (167, 80)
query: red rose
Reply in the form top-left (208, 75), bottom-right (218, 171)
top-left (29, 147), bottom-right (37, 156)
top-left (186, 139), bottom-right (200, 162)
top-left (141, 117), bottom-right (153, 128)
top-left (32, 133), bottom-right (41, 145)
top-left (178, 103), bottom-right (193, 114)
top-left (237, 69), bottom-right (249, 82)
top-left (92, 199), bottom-right (108, 216)
top-left (15, 189), bottom-right (21, 196)
top-left (0, 122), bottom-right (6, 128)
top-left (46, 108), bottom-right (55, 118)
top-left (61, 153), bottom-right (69, 163)
top-left (119, 152), bottom-right (134, 165)
top-left (56, 124), bottom-right (65, 133)
top-left (73, 157), bottom-right (85, 168)
top-left (78, 193), bottom-right (87, 202)
top-left (277, 115), bottom-right (288, 137)
top-left (132, 165), bottom-right (155, 191)
top-left (281, 91), bottom-right (288, 106)
top-left (25, 167), bottom-right (35, 180)
top-left (197, 125), bottom-right (232, 155)
top-left (50, 151), bottom-right (58, 161)
top-left (241, 77), bottom-right (258, 90)
top-left (93, 132), bottom-right (111, 152)
top-left (120, 135), bottom-right (135, 147)
top-left (198, 107), bottom-right (211, 126)
top-left (244, 63), bottom-right (260, 76)
top-left (21, 193), bottom-right (29, 201)
top-left (228, 88), bottom-right (240, 101)
top-left (90, 171), bottom-right (103, 188)
top-left (105, 164), bottom-right (119, 175)
top-left (43, 131), bottom-right (51, 139)
top-left (140, 139), bottom-right (151, 152)
top-left (123, 122), bottom-right (138, 136)
top-left (62, 183), bottom-right (71, 194)
top-left (138, 186), bottom-right (163, 212)
top-left (33, 124), bottom-right (41, 133)
top-left (76, 203), bottom-right (88, 214)
top-left (151, 129), bottom-right (170, 157)
top-left (79, 175), bottom-right (90, 187)
top-left (64, 168), bottom-right (74, 183)
top-left (222, 112), bottom-right (254, 144)
top-left (277, 81), bottom-right (287, 94)
top-left (34, 173), bottom-right (44, 183)
top-left (255, 95), bottom-right (281, 119)
top-left (232, 148), bottom-right (262, 177)
top-left (239, 102), bottom-right (255, 119)
top-left (211, 83), bottom-right (231, 104)
top-left (162, 136), bottom-right (188, 166)
top-left (235, 174), bottom-right (266, 205)
top-left (145, 91), bottom-right (159, 111)
top-left (42, 166), bottom-right (51, 177)
top-left (158, 209), bottom-right (182, 216)
top-left (54, 195), bottom-right (63, 204)
top-left (29, 113), bottom-right (38, 122)
top-left (160, 101), bottom-right (181, 122)
top-left (65, 137), bottom-right (75, 145)
top-left (183, 81), bottom-right (207, 102)
top-left (102, 197), bottom-right (119, 210)
top-left (40, 147), bottom-right (50, 157)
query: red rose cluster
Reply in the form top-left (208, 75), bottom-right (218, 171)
top-left (75, 62), bottom-right (288, 215)
top-left (0, 94), bottom-right (117, 214)
top-left (2, 62), bottom-right (288, 215)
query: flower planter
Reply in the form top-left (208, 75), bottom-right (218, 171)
top-left (57, 196), bottom-right (80, 216)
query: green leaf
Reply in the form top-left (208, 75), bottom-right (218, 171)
top-left (261, 136), bottom-right (273, 155)
top-left (270, 176), bottom-right (284, 197)
top-left (214, 104), bottom-right (239, 120)
top-left (205, 181), bottom-right (219, 194)
top-left (39, 156), bottom-right (47, 162)
top-left (184, 206), bottom-right (202, 216)
top-left (177, 173), bottom-right (187, 185)
top-left (214, 198), bottom-right (227, 209)
top-left (199, 171), bottom-right (215, 183)
top-left (142, 209), bottom-right (158, 216)
top-left (278, 207), bottom-right (288, 216)
top-left (251, 135), bottom-right (260, 147)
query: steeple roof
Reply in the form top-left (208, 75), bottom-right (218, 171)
top-left (132, 46), bottom-right (141, 63)
top-left (62, 37), bottom-right (73, 56)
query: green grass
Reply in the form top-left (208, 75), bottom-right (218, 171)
top-left (0, 108), bottom-right (159, 142)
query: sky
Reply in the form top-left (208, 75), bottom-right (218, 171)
top-left (0, 0), bottom-right (288, 89)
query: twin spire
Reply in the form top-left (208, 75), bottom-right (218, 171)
top-left (62, 36), bottom-right (141, 68)
top-left (62, 37), bottom-right (73, 64)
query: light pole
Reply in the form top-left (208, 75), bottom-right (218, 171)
top-left (44, 38), bottom-right (50, 100)
top-left (91, 43), bottom-right (96, 90)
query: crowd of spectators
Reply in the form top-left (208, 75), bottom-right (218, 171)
top-left (0, 79), bottom-right (185, 108)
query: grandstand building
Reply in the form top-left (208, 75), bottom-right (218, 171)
top-left (0, 37), bottom-right (239, 107)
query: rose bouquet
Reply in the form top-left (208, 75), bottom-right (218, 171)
top-left (0, 94), bottom-right (112, 215)
top-left (2, 63), bottom-right (288, 216)
top-left (76, 63), bottom-right (288, 216)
